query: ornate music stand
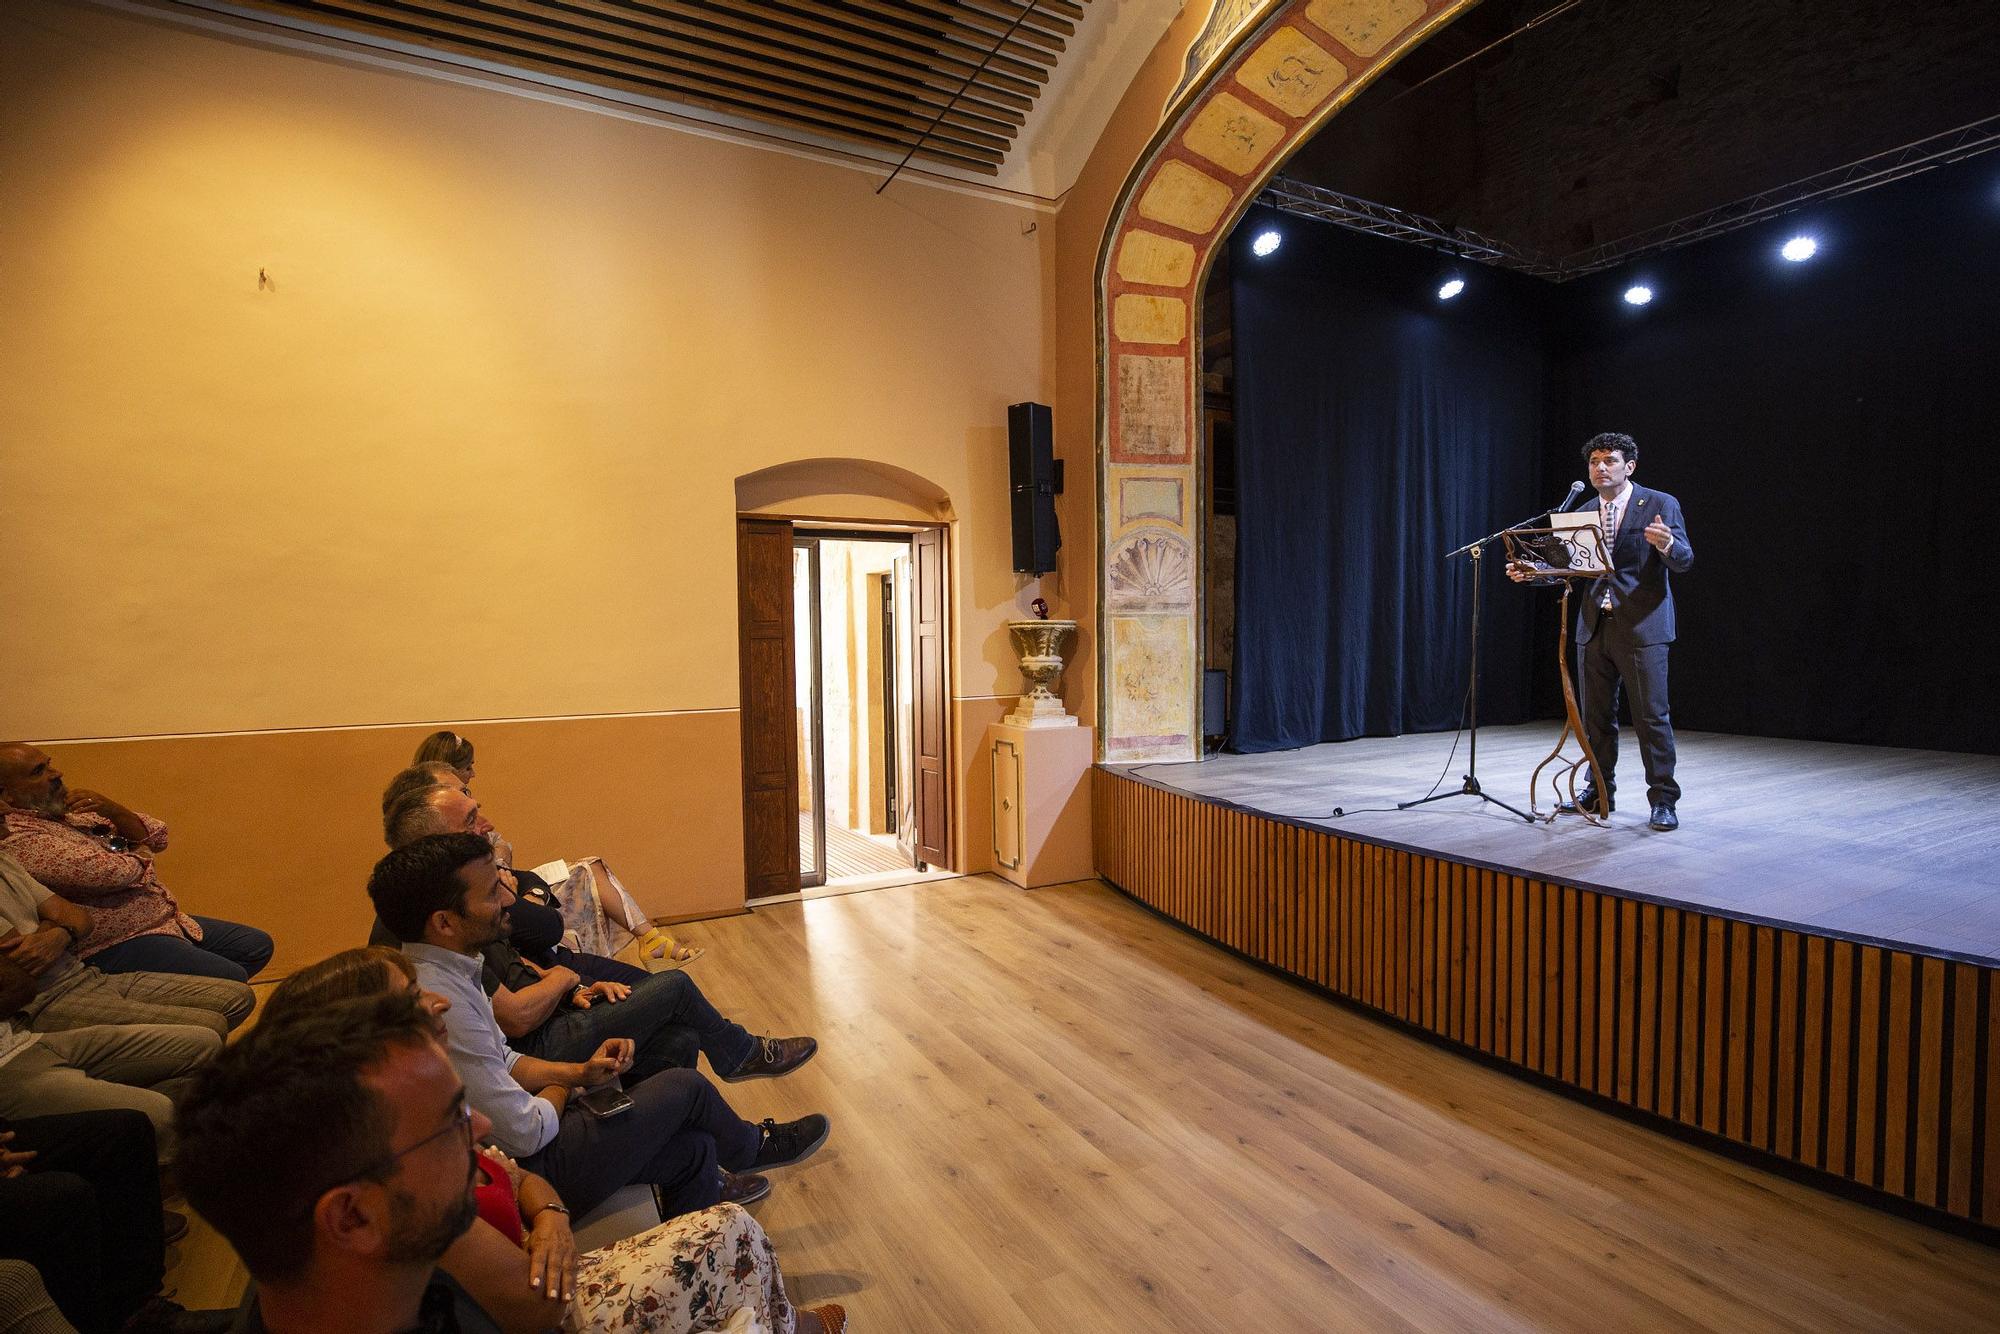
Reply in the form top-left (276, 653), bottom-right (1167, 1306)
top-left (1504, 524), bottom-right (1613, 825)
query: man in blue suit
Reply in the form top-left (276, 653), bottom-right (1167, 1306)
top-left (1513, 432), bottom-right (1694, 830)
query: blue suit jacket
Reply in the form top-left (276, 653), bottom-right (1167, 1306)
top-left (1577, 484), bottom-right (1693, 646)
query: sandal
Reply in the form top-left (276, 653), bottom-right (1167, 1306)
top-left (804, 1304), bottom-right (848, 1334)
top-left (636, 927), bottom-right (705, 969)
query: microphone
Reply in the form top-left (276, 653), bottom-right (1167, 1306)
top-left (1552, 480), bottom-right (1588, 513)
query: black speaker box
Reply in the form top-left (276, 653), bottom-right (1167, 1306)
top-left (1008, 402), bottom-right (1062, 574)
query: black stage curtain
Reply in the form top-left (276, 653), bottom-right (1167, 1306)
top-left (1229, 205), bottom-right (1550, 751)
top-left (1550, 158), bottom-right (2000, 753)
top-left (1231, 158), bottom-right (2000, 756)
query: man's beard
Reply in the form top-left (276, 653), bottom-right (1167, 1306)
top-left (22, 782), bottom-right (67, 819)
top-left (381, 1161), bottom-right (480, 1265)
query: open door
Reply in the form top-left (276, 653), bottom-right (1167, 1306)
top-left (891, 554), bottom-right (918, 866)
top-left (737, 517), bottom-right (799, 900)
top-left (912, 525), bottom-right (950, 869)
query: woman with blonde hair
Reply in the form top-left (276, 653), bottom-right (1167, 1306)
top-left (408, 733), bottom-right (702, 968)
top-left (259, 949), bottom-right (843, 1334)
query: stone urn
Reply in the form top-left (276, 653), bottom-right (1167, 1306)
top-left (1004, 619), bottom-right (1078, 728)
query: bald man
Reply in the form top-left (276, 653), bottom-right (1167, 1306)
top-left (0, 744), bottom-right (272, 982)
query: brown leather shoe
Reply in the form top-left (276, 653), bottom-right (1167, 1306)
top-left (804, 1304), bottom-right (848, 1334)
top-left (718, 1170), bottom-right (771, 1206)
top-left (721, 1035), bottom-right (818, 1082)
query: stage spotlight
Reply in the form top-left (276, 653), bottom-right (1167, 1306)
top-left (1251, 229), bottom-right (1282, 257)
top-left (1623, 284), bottom-right (1654, 306)
top-left (1781, 235), bottom-right (1819, 262)
top-left (1437, 277), bottom-right (1466, 300)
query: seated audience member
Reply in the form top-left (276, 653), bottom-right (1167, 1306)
top-left (384, 786), bottom-right (810, 1086)
top-left (260, 948), bottom-right (849, 1334)
top-left (0, 1110), bottom-right (228, 1334)
top-left (376, 773), bottom-right (605, 980)
top-left (407, 734), bottom-right (697, 966)
top-left (0, 958), bottom-right (217, 1155)
top-left (0, 746), bottom-right (272, 983)
top-left (174, 991), bottom-right (504, 1334)
top-left (368, 834), bottom-right (830, 1219)
top-left (0, 851), bottom-right (251, 1039)
top-left (413, 731), bottom-right (477, 786)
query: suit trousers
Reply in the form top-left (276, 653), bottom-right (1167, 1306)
top-left (0, 1024), bottom-right (220, 1157)
top-left (1578, 610), bottom-right (1680, 808)
top-left (509, 970), bottom-right (756, 1087)
top-left (24, 967), bottom-right (254, 1039)
top-left (0, 1109), bottom-right (165, 1334)
top-left (520, 1067), bottom-right (762, 1220)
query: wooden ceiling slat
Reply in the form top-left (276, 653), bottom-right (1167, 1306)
top-left (199, 0), bottom-right (1103, 175)
top-left (830, 0), bottom-right (1063, 66)
top-left (612, 0), bottom-right (1035, 116)
top-left (948, 0), bottom-right (1080, 44)
top-left (962, 0), bottom-right (1083, 30)
top-left (257, 0), bottom-right (1007, 165)
top-left (792, 1), bottom-right (1051, 85)
top-left (488, 0), bottom-right (1025, 137)
top-left (888, 0), bottom-right (1072, 52)
top-left (568, 0), bottom-right (1026, 128)
top-left (680, 0), bottom-right (1044, 100)
top-left (356, 0), bottom-right (1012, 153)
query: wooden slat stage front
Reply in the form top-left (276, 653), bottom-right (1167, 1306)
top-left (1092, 730), bottom-right (2000, 1234)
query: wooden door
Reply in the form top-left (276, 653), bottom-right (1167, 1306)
top-left (737, 517), bottom-right (799, 900)
top-left (912, 525), bottom-right (951, 869)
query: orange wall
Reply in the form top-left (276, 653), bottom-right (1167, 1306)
top-left (43, 713), bottom-right (744, 975)
top-left (0, 0), bottom-right (1105, 969)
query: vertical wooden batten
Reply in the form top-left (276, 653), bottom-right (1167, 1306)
top-left (1093, 765), bottom-right (1999, 1234)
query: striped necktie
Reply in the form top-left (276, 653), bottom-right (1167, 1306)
top-left (1599, 501), bottom-right (1617, 610)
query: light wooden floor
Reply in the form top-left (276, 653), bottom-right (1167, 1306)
top-left (1131, 726), bottom-right (2000, 964)
top-left (170, 875), bottom-right (2000, 1330)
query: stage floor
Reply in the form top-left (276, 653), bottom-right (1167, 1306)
top-left (1125, 724), bottom-right (2000, 967)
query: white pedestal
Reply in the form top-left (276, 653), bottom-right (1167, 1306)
top-left (986, 722), bottom-right (1095, 889)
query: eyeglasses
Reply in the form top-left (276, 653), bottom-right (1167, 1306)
top-left (302, 1103), bottom-right (475, 1209)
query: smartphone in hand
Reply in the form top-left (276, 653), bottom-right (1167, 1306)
top-left (575, 1080), bottom-right (633, 1118)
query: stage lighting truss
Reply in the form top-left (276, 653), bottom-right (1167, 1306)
top-left (1258, 113), bottom-right (2000, 282)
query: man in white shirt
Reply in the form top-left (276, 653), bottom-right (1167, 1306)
top-left (368, 833), bottom-right (831, 1219)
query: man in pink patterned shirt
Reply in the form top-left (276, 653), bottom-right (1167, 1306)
top-left (0, 744), bottom-right (272, 983)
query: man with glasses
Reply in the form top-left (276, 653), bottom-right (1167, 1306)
top-left (174, 988), bottom-right (502, 1334)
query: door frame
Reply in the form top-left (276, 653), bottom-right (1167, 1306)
top-left (737, 513), bottom-right (954, 899)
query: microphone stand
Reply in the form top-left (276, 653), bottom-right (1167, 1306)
top-left (1398, 491), bottom-right (1577, 822)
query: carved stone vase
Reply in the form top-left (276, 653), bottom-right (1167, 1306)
top-left (1004, 619), bottom-right (1078, 728)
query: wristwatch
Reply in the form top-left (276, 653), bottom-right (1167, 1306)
top-left (529, 1203), bottom-right (570, 1221)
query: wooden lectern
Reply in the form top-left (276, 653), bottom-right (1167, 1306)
top-left (1504, 524), bottom-right (1613, 825)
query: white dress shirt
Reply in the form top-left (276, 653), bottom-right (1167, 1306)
top-left (403, 941), bottom-right (560, 1158)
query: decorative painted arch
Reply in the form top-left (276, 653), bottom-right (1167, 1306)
top-left (1096, 0), bottom-right (1476, 761)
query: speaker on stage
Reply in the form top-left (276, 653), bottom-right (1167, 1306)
top-left (1009, 402), bottom-right (1063, 574)
top-left (1203, 668), bottom-right (1228, 744)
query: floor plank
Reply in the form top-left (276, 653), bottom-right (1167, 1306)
top-left (679, 876), bottom-right (2000, 1332)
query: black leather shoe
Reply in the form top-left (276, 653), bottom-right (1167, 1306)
top-left (1649, 804), bottom-right (1679, 831)
top-left (1557, 788), bottom-right (1612, 815)
top-left (751, 1114), bottom-right (830, 1170)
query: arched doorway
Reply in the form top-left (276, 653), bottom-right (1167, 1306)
top-left (734, 461), bottom-right (957, 901)
top-left (1095, 0), bottom-right (1475, 762)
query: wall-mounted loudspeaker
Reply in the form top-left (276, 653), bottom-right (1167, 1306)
top-left (1008, 402), bottom-right (1063, 574)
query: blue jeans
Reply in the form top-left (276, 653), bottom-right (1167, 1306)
top-left (511, 970), bottom-right (755, 1085)
top-left (86, 916), bottom-right (274, 983)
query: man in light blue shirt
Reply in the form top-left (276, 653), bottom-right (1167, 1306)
top-left (371, 833), bottom-right (831, 1219)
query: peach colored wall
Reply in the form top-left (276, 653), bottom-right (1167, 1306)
top-left (0, 0), bottom-right (1080, 950)
top-left (38, 713), bottom-right (743, 976)
top-left (0, 0), bottom-right (1046, 742)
